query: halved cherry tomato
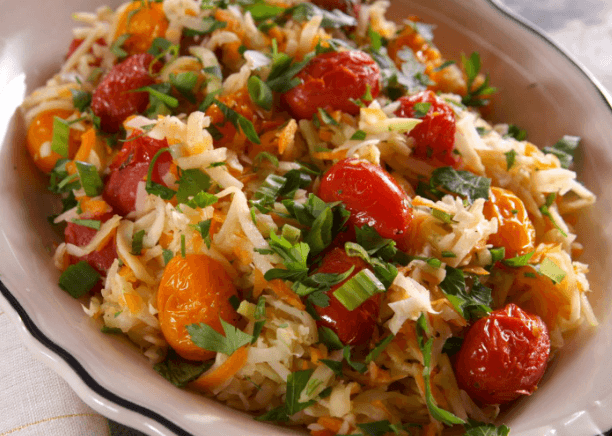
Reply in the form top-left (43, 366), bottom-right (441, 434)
top-left (114, 1), bottom-right (169, 56)
top-left (318, 158), bottom-right (413, 250)
top-left (395, 90), bottom-right (459, 168)
top-left (91, 53), bottom-right (161, 133)
top-left (283, 50), bottom-right (381, 120)
top-left (64, 211), bottom-right (118, 275)
top-left (102, 134), bottom-right (172, 216)
top-left (483, 187), bottom-right (536, 259)
top-left (314, 247), bottom-right (379, 346)
top-left (26, 109), bottom-right (82, 173)
top-left (454, 303), bottom-right (550, 405)
top-left (157, 254), bottom-right (240, 361)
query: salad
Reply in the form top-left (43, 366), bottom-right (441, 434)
top-left (21, 0), bottom-right (598, 435)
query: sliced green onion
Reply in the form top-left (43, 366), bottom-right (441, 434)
top-left (51, 117), bottom-right (70, 157)
top-left (146, 148), bottom-right (176, 200)
top-left (71, 219), bottom-right (101, 230)
top-left (281, 224), bottom-right (301, 245)
top-left (432, 208), bottom-right (455, 224)
top-left (332, 269), bottom-right (386, 311)
top-left (502, 251), bottom-right (534, 267)
top-left (441, 251), bottom-right (456, 258)
top-left (317, 108), bottom-right (339, 126)
top-left (75, 161), bottom-right (103, 197)
top-left (181, 234), bottom-right (186, 258)
top-left (539, 258), bottom-right (566, 284)
top-left (58, 261), bottom-right (100, 298)
top-left (131, 229), bottom-right (145, 255)
top-left (162, 249), bottom-right (174, 265)
top-left (350, 130), bottom-right (367, 141)
top-left (489, 247), bottom-right (505, 264)
top-left (138, 86), bottom-right (179, 108)
top-left (247, 76), bottom-right (273, 111)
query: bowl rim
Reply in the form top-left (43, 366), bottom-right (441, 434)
top-left (1, 0), bottom-right (612, 435)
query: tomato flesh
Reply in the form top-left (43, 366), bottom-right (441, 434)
top-left (64, 212), bottom-right (117, 275)
top-left (454, 303), bottom-right (550, 405)
top-left (283, 51), bottom-right (381, 120)
top-left (314, 247), bottom-right (379, 346)
top-left (395, 90), bottom-right (459, 167)
top-left (318, 158), bottom-right (412, 250)
top-left (102, 134), bottom-right (172, 216)
top-left (91, 53), bottom-right (160, 133)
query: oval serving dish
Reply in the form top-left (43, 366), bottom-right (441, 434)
top-left (1, 0), bottom-right (611, 435)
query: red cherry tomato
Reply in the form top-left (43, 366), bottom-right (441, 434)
top-left (91, 53), bottom-right (161, 133)
top-left (283, 51), bottom-right (380, 120)
top-left (395, 90), bottom-right (459, 168)
top-left (454, 303), bottom-right (550, 405)
top-left (102, 134), bottom-right (172, 216)
top-left (318, 158), bottom-right (413, 250)
top-left (64, 212), bottom-right (117, 275)
top-left (65, 38), bottom-right (107, 65)
top-left (314, 247), bottom-right (379, 346)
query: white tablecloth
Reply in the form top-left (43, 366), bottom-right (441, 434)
top-left (2, 1), bottom-right (612, 436)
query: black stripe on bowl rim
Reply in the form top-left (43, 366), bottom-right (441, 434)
top-left (2, 1), bottom-right (612, 435)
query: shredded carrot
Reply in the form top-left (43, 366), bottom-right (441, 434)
top-left (310, 346), bottom-right (324, 364)
top-left (268, 277), bottom-right (305, 310)
top-left (185, 8), bottom-right (197, 16)
top-left (461, 265), bottom-right (490, 275)
top-left (118, 265), bottom-right (137, 282)
top-left (95, 228), bottom-right (116, 253)
top-left (122, 293), bottom-right (142, 314)
top-left (80, 198), bottom-right (111, 216)
top-left (317, 129), bottom-right (334, 142)
top-left (190, 346), bottom-right (248, 391)
top-left (158, 232), bottom-right (173, 249)
top-left (277, 119), bottom-right (297, 155)
top-left (312, 149), bottom-right (348, 161)
top-left (371, 400), bottom-right (392, 419)
top-left (317, 417), bottom-right (343, 433)
top-left (74, 127), bottom-right (96, 162)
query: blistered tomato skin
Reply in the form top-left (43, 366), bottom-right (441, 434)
top-left (91, 53), bottom-right (160, 133)
top-left (64, 212), bottom-right (118, 275)
top-left (283, 51), bottom-right (381, 120)
top-left (318, 158), bottom-right (413, 250)
top-left (314, 248), bottom-right (379, 346)
top-left (157, 254), bottom-right (241, 361)
top-left (102, 134), bottom-right (172, 216)
top-left (483, 187), bottom-right (536, 259)
top-left (454, 303), bottom-right (550, 405)
top-left (395, 90), bottom-right (459, 167)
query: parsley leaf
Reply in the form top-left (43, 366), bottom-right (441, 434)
top-left (318, 326), bottom-right (344, 350)
top-left (429, 166), bottom-right (491, 203)
top-left (214, 99), bottom-right (260, 143)
top-left (192, 219), bottom-right (212, 248)
top-left (463, 419), bottom-right (510, 436)
top-left (502, 251), bottom-right (535, 267)
top-left (263, 232), bottom-right (310, 282)
top-left (176, 168), bottom-right (212, 204)
top-left (153, 349), bottom-right (213, 387)
top-left (110, 34), bottom-right (131, 59)
top-left (539, 192), bottom-right (568, 237)
top-left (365, 334), bottom-right (395, 364)
top-left (170, 72), bottom-right (198, 103)
top-left (131, 229), bottom-right (145, 255)
top-left (183, 16), bottom-right (227, 36)
top-left (145, 148), bottom-right (176, 200)
top-left (439, 267), bottom-right (492, 320)
top-left (542, 135), bottom-right (580, 169)
top-left (504, 149), bottom-right (517, 170)
top-left (461, 52), bottom-right (496, 107)
top-left (505, 124), bottom-right (527, 141)
top-left (287, 2), bottom-right (356, 28)
top-left (71, 89), bottom-right (92, 112)
top-left (187, 318), bottom-right (253, 356)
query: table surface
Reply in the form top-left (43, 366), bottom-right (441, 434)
top-left (2, 1), bottom-right (612, 435)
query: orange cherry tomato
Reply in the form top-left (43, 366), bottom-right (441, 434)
top-left (318, 158), bottom-right (413, 251)
top-left (157, 254), bottom-right (240, 361)
top-left (313, 247), bottom-right (379, 346)
top-left (26, 109), bottom-right (81, 173)
top-left (454, 303), bottom-right (550, 405)
top-left (115, 1), bottom-right (169, 56)
top-left (483, 187), bottom-right (536, 259)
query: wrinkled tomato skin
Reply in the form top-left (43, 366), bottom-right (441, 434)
top-left (91, 53), bottom-right (160, 133)
top-left (454, 303), bottom-right (550, 405)
top-left (64, 212), bottom-right (117, 275)
top-left (395, 90), bottom-right (459, 168)
top-left (283, 51), bottom-right (380, 120)
top-left (318, 158), bottom-right (413, 251)
top-left (102, 134), bottom-right (172, 216)
top-left (483, 187), bottom-right (536, 259)
top-left (314, 248), bottom-right (379, 346)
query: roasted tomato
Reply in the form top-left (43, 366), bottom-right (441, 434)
top-left (157, 254), bottom-right (240, 361)
top-left (454, 303), bottom-right (550, 405)
top-left (283, 51), bottom-right (381, 120)
top-left (26, 109), bottom-right (82, 173)
top-left (318, 158), bottom-right (413, 250)
top-left (483, 187), bottom-right (536, 259)
top-left (395, 90), bottom-right (459, 167)
top-left (64, 212), bottom-right (118, 275)
top-left (314, 247), bottom-right (379, 346)
top-left (91, 53), bottom-right (161, 133)
top-left (114, 1), bottom-right (169, 56)
top-left (102, 134), bottom-right (172, 216)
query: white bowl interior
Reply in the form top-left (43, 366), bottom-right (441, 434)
top-left (1, 0), bottom-right (612, 435)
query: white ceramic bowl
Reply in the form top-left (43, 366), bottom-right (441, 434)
top-left (1, 0), bottom-right (611, 435)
